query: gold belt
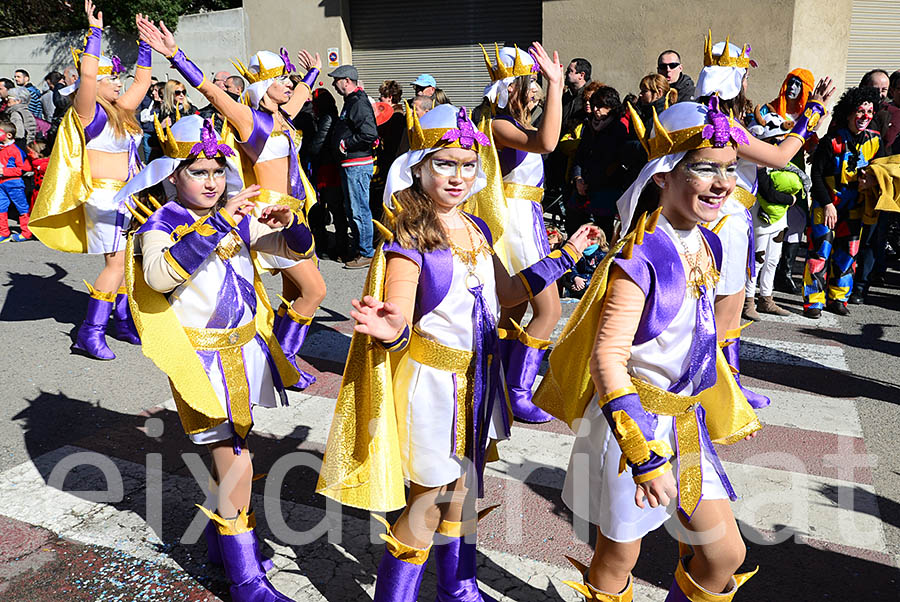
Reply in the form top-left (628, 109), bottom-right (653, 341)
top-left (631, 377), bottom-right (704, 517)
top-left (184, 320), bottom-right (256, 350)
top-left (91, 178), bottom-right (126, 192)
top-left (409, 331), bottom-right (475, 457)
top-left (503, 182), bottom-right (544, 204)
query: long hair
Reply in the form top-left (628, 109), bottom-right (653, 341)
top-left (698, 88), bottom-right (753, 127)
top-left (504, 75), bottom-right (537, 128)
top-left (639, 73), bottom-right (676, 104)
top-left (390, 167), bottom-right (450, 253)
top-left (162, 79), bottom-right (192, 116)
top-left (98, 95), bottom-right (140, 138)
top-left (830, 86), bottom-right (882, 132)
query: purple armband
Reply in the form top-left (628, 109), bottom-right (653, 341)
top-left (599, 391), bottom-right (673, 479)
top-left (168, 48), bottom-right (204, 88)
top-left (137, 40), bottom-right (152, 69)
top-left (281, 214), bottom-right (314, 256)
top-left (301, 68), bottom-right (320, 89)
top-left (84, 27), bottom-right (102, 59)
top-left (787, 100), bottom-right (826, 143)
top-left (516, 245), bottom-right (578, 298)
top-left (164, 210), bottom-right (234, 277)
top-left (378, 323), bottom-right (410, 353)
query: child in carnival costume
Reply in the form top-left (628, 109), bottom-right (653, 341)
top-left (468, 42), bottom-right (566, 423)
top-left (31, 2), bottom-right (153, 360)
top-left (535, 100), bottom-right (762, 601)
top-left (119, 114), bottom-right (313, 602)
top-left (689, 30), bottom-right (834, 409)
top-left (137, 15), bottom-right (325, 389)
top-left (316, 103), bottom-right (598, 601)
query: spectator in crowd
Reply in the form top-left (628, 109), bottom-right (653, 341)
top-left (306, 88), bottom-right (348, 259)
top-left (411, 73), bottom-right (436, 97)
top-left (560, 233), bottom-right (607, 298)
top-left (860, 69), bottom-right (890, 101)
top-left (14, 69), bottom-right (43, 120)
top-left (657, 49), bottom-right (694, 102)
top-left (411, 94), bottom-right (433, 118)
top-left (870, 70), bottom-right (900, 148)
top-left (224, 75), bottom-right (245, 96)
top-left (41, 72), bottom-right (64, 123)
top-left (157, 79), bottom-right (195, 127)
top-left (211, 70), bottom-right (230, 90)
top-left (26, 140), bottom-right (49, 210)
top-left (0, 120), bottom-right (32, 242)
top-left (6, 88), bottom-right (37, 147)
top-left (63, 65), bottom-right (78, 88)
top-left (0, 78), bottom-right (14, 113)
top-left (569, 85), bottom-right (631, 240)
top-left (562, 58), bottom-right (591, 133)
top-left (379, 79), bottom-right (402, 107)
top-left (330, 64), bottom-right (378, 268)
top-left (137, 81), bottom-right (163, 161)
top-left (377, 80), bottom-right (405, 165)
top-left (635, 73), bottom-right (676, 131)
top-left (433, 88), bottom-right (451, 105)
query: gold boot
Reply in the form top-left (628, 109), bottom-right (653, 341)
top-left (561, 556), bottom-right (633, 601)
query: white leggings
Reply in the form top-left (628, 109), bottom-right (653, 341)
top-left (746, 227), bottom-right (785, 298)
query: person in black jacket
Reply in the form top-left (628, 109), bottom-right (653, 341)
top-left (306, 88), bottom-right (349, 259)
top-left (329, 64), bottom-right (378, 269)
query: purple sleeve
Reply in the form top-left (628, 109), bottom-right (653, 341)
top-left (136, 40), bottom-right (152, 69)
top-left (281, 215), bottom-right (314, 256)
top-left (83, 27), bottom-right (102, 59)
top-left (168, 48), bottom-right (204, 88)
top-left (600, 392), bottom-right (671, 478)
top-left (382, 241), bottom-right (423, 268)
top-left (164, 210), bottom-right (234, 277)
top-left (517, 246), bottom-right (578, 297)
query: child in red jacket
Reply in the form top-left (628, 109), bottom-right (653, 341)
top-left (0, 121), bottom-right (31, 242)
top-left (27, 141), bottom-right (48, 212)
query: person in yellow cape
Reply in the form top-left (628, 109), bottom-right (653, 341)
top-left (119, 114), bottom-right (311, 602)
top-left (137, 14), bottom-right (325, 391)
top-left (534, 100), bottom-right (763, 601)
top-left (30, 2), bottom-right (153, 360)
top-left (315, 103), bottom-right (598, 601)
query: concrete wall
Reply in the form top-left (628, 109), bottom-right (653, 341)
top-left (0, 8), bottom-right (248, 108)
top-left (542, 0), bottom-right (845, 107)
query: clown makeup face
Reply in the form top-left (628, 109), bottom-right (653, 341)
top-left (849, 101), bottom-right (874, 134)
top-left (786, 76), bottom-right (803, 100)
top-left (266, 76), bottom-right (294, 105)
top-left (653, 146), bottom-right (738, 229)
top-left (97, 76), bottom-right (122, 102)
top-left (169, 157), bottom-right (228, 212)
top-left (415, 148), bottom-right (479, 212)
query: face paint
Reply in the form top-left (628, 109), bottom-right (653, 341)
top-left (184, 167), bottom-right (227, 182)
top-left (428, 157), bottom-right (478, 179)
top-left (786, 77), bottom-right (802, 100)
top-left (853, 102), bottom-right (874, 132)
top-left (682, 160), bottom-right (739, 182)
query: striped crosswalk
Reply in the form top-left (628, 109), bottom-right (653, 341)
top-left (0, 312), bottom-right (894, 600)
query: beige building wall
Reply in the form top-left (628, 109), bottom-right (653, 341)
top-left (542, 0), bottom-right (850, 108)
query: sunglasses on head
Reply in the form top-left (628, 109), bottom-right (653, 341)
top-left (658, 62), bottom-right (680, 70)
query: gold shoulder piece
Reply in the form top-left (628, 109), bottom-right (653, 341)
top-left (621, 233), bottom-right (635, 260)
top-left (626, 102), bottom-right (649, 155)
top-left (372, 219), bottom-right (394, 242)
top-left (646, 206), bottom-right (662, 233)
top-left (633, 211), bottom-right (647, 246)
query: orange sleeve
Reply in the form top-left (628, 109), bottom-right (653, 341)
top-left (384, 253), bottom-right (421, 327)
top-left (589, 266), bottom-right (646, 396)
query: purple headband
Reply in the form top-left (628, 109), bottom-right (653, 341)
top-left (279, 48), bottom-right (296, 74)
top-left (189, 119), bottom-right (236, 158)
top-left (440, 107), bottom-right (491, 149)
top-left (701, 96), bottom-right (749, 148)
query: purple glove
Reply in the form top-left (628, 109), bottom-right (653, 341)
top-left (137, 40), bottom-right (152, 70)
top-left (301, 68), bottom-right (320, 89)
top-left (167, 48), bottom-right (204, 88)
top-left (281, 214), bottom-right (314, 256)
top-left (786, 100), bottom-right (826, 143)
top-left (84, 26), bottom-right (102, 60)
top-left (517, 244), bottom-right (578, 298)
top-left (599, 390), bottom-right (673, 482)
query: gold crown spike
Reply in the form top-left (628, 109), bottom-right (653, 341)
top-left (633, 211), bottom-right (648, 246)
top-left (645, 206), bottom-right (662, 233)
top-left (372, 219), bottom-right (394, 243)
top-left (154, 114), bottom-right (202, 159)
top-left (626, 102), bottom-right (742, 161)
top-left (703, 29), bottom-right (753, 68)
top-left (480, 43), bottom-right (535, 82)
top-left (231, 55), bottom-right (284, 84)
top-left (651, 107), bottom-right (673, 154)
top-left (627, 102), bottom-right (650, 156)
top-left (391, 194), bottom-right (404, 214)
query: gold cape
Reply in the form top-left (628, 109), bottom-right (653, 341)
top-left (124, 232), bottom-right (300, 438)
top-left (861, 154), bottom-right (900, 215)
top-left (462, 118), bottom-right (512, 271)
top-left (315, 243), bottom-right (408, 512)
top-left (533, 228), bottom-right (760, 444)
top-left (30, 107), bottom-right (93, 253)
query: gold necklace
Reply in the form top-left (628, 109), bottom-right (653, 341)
top-left (448, 215), bottom-right (491, 272)
top-left (675, 231), bottom-right (719, 298)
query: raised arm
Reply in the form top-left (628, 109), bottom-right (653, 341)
top-left (73, 0), bottom-right (103, 124)
top-left (491, 42), bottom-right (563, 154)
top-left (136, 15), bottom-right (253, 138)
top-left (116, 15), bottom-right (154, 111)
top-left (280, 49), bottom-right (321, 119)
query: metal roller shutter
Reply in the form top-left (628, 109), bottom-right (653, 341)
top-left (348, 0), bottom-right (541, 109)
top-left (846, 0), bottom-right (900, 85)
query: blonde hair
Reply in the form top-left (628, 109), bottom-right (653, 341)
top-left (162, 79), bottom-right (192, 116)
top-left (97, 96), bottom-right (141, 138)
top-left (639, 73), bottom-right (677, 104)
top-left (505, 75), bottom-right (537, 129)
top-left (390, 161), bottom-right (450, 253)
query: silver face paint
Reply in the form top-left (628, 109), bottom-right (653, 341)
top-left (429, 158), bottom-right (478, 179)
top-left (184, 168), bottom-right (227, 182)
top-left (786, 77), bottom-right (802, 100)
top-left (682, 160), bottom-right (739, 182)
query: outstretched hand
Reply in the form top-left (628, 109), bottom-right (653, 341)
top-left (222, 185), bottom-right (261, 224)
top-left (258, 204), bottom-right (294, 229)
top-left (136, 14), bottom-right (178, 57)
top-left (85, 0), bottom-right (102, 29)
top-left (350, 295), bottom-right (407, 342)
top-left (811, 76), bottom-right (836, 105)
top-left (296, 49), bottom-right (322, 72)
top-left (566, 223), bottom-right (602, 254)
top-left (529, 41), bottom-right (562, 87)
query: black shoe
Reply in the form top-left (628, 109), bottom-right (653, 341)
top-left (803, 307), bottom-right (821, 319)
top-left (848, 293), bottom-right (865, 305)
top-left (826, 301), bottom-right (849, 316)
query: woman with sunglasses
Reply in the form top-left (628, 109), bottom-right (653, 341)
top-left (137, 16), bottom-right (326, 387)
top-left (31, 1), bottom-right (153, 360)
top-left (157, 79), bottom-right (196, 129)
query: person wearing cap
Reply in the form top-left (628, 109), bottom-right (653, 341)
top-left (5, 88), bottom-right (37, 147)
top-left (138, 14), bottom-right (326, 389)
top-left (118, 114), bottom-right (311, 602)
top-left (329, 63), bottom-right (378, 268)
top-left (411, 73), bottom-right (436, 97)
top-left (30, 1), bottom-right (153, 361)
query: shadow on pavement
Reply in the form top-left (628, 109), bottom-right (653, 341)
top-left (1, 262), bottom-right (85, 327)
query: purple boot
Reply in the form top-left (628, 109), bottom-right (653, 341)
top-left (373, 517), bottom-right (431, 601)
top-left (274, 303), bottom-right (316, 390)
top-left (501, 333), bottom-right (553, 423)
top-left (203, 508), bottom-right (294, 602)
top-left (665, 554), bottom-right (757, 601)
top-left (111, 287), bottom-right (141, 345)
top-left (72, 284), bottom-right (116, 360)
top-left (204, 518), bottom-right (274, 572)
top-left (721, 336), bottom-right (770, 409)
top-left (433, 514), bottom-right (497, 602)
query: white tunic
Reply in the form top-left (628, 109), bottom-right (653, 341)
top-left (392, 245), bottom-right (508, 488)
top-left (708, 159), bottom-right (757, 296)
top-left (561, 220), bottom-right (728, 542)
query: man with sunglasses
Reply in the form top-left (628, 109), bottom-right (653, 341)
top-left (657, 49), bottom-right (694, 103)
